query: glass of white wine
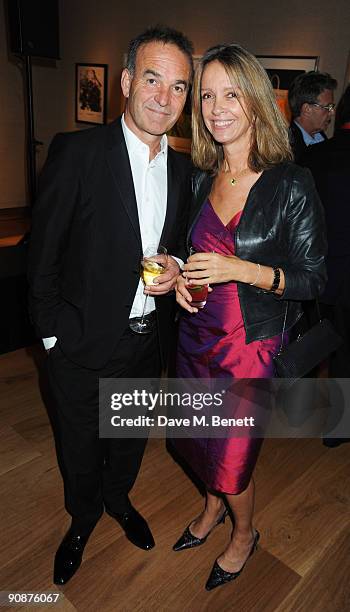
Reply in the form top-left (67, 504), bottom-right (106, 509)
top-left (129, 244), bottom-right (168, 334)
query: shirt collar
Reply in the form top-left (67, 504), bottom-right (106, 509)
top-left (121, 114), bottom-right (168, 162)
top-left (294, 120), bottom-right (324, 146)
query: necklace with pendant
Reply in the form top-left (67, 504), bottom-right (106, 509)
top-left (223, 160), bottom-right (250, 186)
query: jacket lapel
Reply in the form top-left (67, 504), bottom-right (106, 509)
top-left (105, 119), bottom-right (142, 244)
top-left (186, 172), bottom-right (213, 248)
top-left (159, 148), bottom-right (178, 246)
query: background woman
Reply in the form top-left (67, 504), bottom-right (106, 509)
top-left (173, 43), bottom-right (326, 591)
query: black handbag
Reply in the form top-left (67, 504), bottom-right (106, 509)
top-left (273, 300), bottom-right (343, 387)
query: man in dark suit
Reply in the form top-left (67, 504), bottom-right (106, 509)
top-left (28, 25), bottom-right (193, 584)
top-left (288, 71), bottom-right (337, 163)
top-left (302, 84), bottom-right (350, 446)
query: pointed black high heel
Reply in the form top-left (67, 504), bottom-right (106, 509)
top-left (172, 509), bottom-right (228, 552)
top-left (205, 530), bottom-right (260, 591)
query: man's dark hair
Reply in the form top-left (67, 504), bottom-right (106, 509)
top-left (335, 84), bottom-right (350, 130)
top-left (126, 24), bottom-right (194, 80)
top-left (288, 71), bottom-right (337, 118)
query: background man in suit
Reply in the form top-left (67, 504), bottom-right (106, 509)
top-left (302, 84), bottom-right (350, 448)
top-left (28, 25), bottom-right (193, 584)
top-left (288, 71), bottom-right (337, 163)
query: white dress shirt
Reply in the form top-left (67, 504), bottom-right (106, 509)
top-left (43, 115), bottom-right (171, 350)
top-left (294, 120), bottom-right (325, 146)
top-left (122, 115), bottom-right (168, 318)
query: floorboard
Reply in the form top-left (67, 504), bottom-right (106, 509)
top-left (0, 346), bottom-right (349, 611)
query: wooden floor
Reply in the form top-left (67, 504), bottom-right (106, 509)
top-left (0, 347), bottom-right (349, 611)
top-left (0, 207), bottom-right (30, 247)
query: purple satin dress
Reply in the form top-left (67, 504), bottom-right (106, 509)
top-left (176, 200), bottom-right (281, 494)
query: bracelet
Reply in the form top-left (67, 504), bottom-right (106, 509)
top-left (270, 267), bottom-right (281, 292)
top-left (250, 263), bottom-right (261, 287)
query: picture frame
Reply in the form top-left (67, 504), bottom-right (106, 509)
top-left (343, 49), bottom-right (350, 90)
top-left (256, 55), bottom-right (320, 88)
top-left (76, 63), bottom-right (108, 124)
top-left (167, 55), bottom-right (202, 154)
top-left (256, 56), bottom-right (319, 122)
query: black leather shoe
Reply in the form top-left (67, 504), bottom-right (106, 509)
top-left (173, 509), bottom-right (228, 552)
top-left (54, 527), bottom-right (94, 585)
top-left (205, 530), bottom-right (260, 591)
top-left (323, 437), bottom-right (350, 448)
top-left (107, 506), bottom-right (155, 550)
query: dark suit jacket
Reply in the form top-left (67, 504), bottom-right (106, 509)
top-left (28, 118), bottom-right (191, 369)
top-left (289, 121), bottom-right (327, 164)
top-left (301, 129), bottom-right (350, 305)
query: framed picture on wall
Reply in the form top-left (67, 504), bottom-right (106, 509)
top-left (167, 55), bottom-right (202, 154)
top-left (343, 49), bottom-right (350, 89)
top-left (256, 56), bottom-right (319, 122)
top-left (76, 63), bottom-right (108, 124)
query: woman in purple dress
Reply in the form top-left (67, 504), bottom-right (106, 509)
top-left (173, 44), bottom-right (327, 591)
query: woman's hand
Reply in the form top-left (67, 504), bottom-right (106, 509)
top-left (175, 274), bottom-right (199, 313)
top-left (183, 252), bottom-right (244, 285)
top-left (179, 252), bottom-right (285, 298)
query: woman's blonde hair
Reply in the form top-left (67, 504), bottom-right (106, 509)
top-left (192, 43), bottom-right (292, 172)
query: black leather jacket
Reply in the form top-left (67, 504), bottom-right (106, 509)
top-left (188, 162), bottom-right (327, 343)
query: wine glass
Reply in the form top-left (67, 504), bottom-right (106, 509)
top-left (185, 246), bottom-right (209, 309)
top-left (129, 244), bottom-right (168, 334)
top-left (186, 233), bottom-right (226, 309)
